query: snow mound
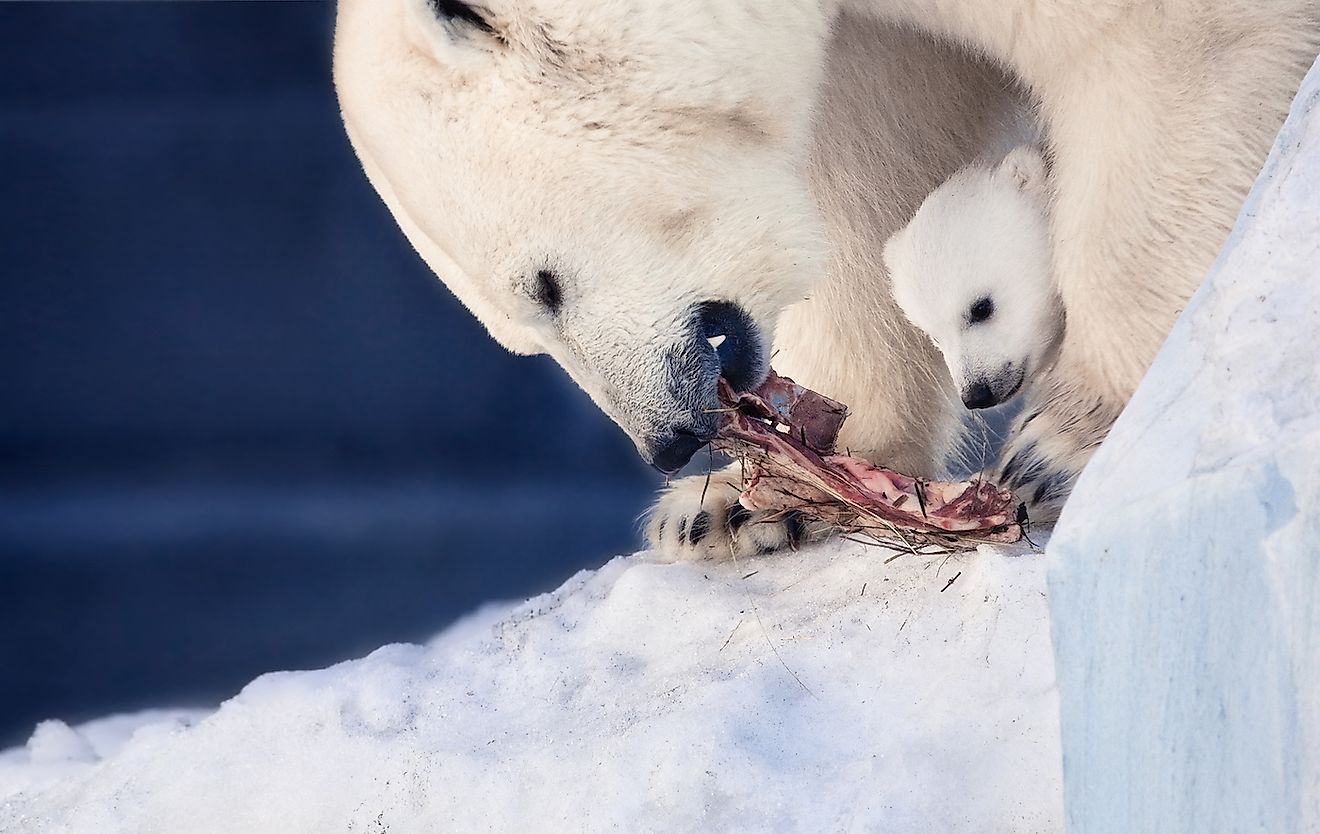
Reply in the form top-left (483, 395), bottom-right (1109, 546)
top-left (1048, 58), bottom-right (1320, 833)
top-left (0, 712), bottom-right (210, 803)
top-left (1, 540), bottom-right (1061, 833)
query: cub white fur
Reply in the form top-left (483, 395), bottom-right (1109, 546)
top-left (883, 146), bottom-right (1062, 411)
top-left (335, 0), bottom-right (1318, 557)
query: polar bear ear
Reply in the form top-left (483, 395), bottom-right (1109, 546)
top-left (405, 0), bottom-right (504, 69)
top-left (997, 145), bottom-right (1050, 200)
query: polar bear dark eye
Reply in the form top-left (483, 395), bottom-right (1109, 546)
top-left (532, 269), bottom-right (563, 313)
top-left (428, 0), bottom-right (493, 34)
top-left (968, 296), bottom-right (995, 325)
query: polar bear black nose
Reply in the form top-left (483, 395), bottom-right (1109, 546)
top-left (641, 302), bottom-right (763, 474)
top-left (962, 381), bottom-right (999, 409)
top-left (694, 301), bottom-right (764, 392)
top-left (649, 429), bottom-right (709, 475)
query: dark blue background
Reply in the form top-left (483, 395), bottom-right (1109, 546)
top-left (0, 3), bottom-right (656, 746)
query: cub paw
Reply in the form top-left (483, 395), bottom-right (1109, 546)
top-left (996, 377), bottom-right (1117, 524)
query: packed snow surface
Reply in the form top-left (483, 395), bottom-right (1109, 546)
top-left (1049, 57), bottom-right (1320, 833)
top-left (1, 539), bottom-right (1062, 833)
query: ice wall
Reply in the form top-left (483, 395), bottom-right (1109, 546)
top-left (1048, 57), bottom-right (1320, 834)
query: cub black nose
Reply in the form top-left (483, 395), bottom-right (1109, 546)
top-left (694, 300), bottom-right (764, 392)
top-left (648, 428), bottom-right (710, 475)
top-left (962, 381), bottom-right (999, 410)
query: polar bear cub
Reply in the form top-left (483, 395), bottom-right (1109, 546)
top-left (882, 145), bottom-right (1063, 411)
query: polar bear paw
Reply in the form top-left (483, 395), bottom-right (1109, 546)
top-left (644, 466), bottom-right (833, 561)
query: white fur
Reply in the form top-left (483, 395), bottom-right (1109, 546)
top-left (883, 146), bottom-right (1062, 410)
top-left (335, 0), bottom-right (1319, 554)
top-left (334, 0), bottom-right (833, 463)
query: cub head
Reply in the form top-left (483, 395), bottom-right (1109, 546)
top-left (882, 145), bottom-right (1063, 410)
top-left (333, 0), bottom-right (833, 472)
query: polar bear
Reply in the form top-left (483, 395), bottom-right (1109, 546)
top-left (883, 145), bottom-right (1062, 412)
top-left (334, 0), bottom-right (1318, 559)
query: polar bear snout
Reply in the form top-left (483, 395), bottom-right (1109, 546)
top-left (693, 300), bottom-right (766, 394)
top-left (961, 366), bottom-right (1025, 410)
top-left (648, 429), bottom-right (712, 475)
top-left (639, 301), bottom-right (766, 474)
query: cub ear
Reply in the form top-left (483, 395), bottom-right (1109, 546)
top-left (997, 145), bottom-right (1050, 199)
top-left (405, 0), bottom-right (503, 68)
top-left (881, 228), bottom-right (907, 277)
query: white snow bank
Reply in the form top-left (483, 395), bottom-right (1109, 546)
top-left (1048, 57), bottom-right (1320, 833)
top-left (1, 540), bottom-right (1061, 833)
top-left (0, 711), bottom-right (209, 805)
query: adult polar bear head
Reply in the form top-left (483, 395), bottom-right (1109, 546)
top-left (334, 0), bottom-right (835, 473)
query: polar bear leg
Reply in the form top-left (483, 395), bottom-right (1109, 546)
top-left (994, 360), bottom-right (1121, 524)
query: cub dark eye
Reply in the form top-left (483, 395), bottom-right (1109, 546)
top-left (532, 269), bottom-right (563, 313)
top-left (968, 296), bottom-right (995, 325)
top-left (428, 0), bottom-right (493, 34)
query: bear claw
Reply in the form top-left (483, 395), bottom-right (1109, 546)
top-left (646, 467), bottom-right (828, 561)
